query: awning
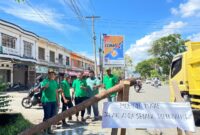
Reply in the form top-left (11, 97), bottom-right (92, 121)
top-left (83, 70), bottom-right (89, 76)
top-left (66, 71), bottom-right (78, 76)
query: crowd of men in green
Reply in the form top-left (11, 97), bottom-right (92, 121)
top-left (39, 68), bottom-right (118, 134)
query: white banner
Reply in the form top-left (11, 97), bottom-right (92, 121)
top-left (102, 102), bottom-right (195, 132)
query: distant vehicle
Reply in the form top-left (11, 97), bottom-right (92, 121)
top-left (145, 79), bottom-right (151, 84)
top-left (151, 78), bottom-right (161, 87)
top-left (134, 79), bottom-right (142, 92)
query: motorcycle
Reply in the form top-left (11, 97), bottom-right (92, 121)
top-left (134, 79), bottom-right (142, 92)
top-left (21, 87), bottom-right (42, 109)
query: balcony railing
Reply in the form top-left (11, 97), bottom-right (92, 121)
top-left (1, 46), bottom-right (19, 56)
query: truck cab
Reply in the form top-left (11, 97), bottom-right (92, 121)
top-left (169, 42), bottom-right (200, 109)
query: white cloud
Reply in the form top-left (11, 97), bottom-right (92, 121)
top-left (125, 21), bottom-right (187, 64)
top-left (0, 0), bottom-right (78, 31)
top-left (171, 0), bottom-right (200, 17)
top-left (187, 33), bottom-right (200, 41)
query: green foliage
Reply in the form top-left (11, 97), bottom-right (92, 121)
top-left (135, 58), bottom-right (156, 78)
top-left (148, 34), bottom-right (186, 75)
top-left (0, 83), bottom-right (11, 112)
top-left (111, 68), bottom-right (124, 79)
top-left (125, 54), bottom-right (133, 67)
top-left (0, 113), bottom-right (33, 135)
top-left (150, 69), bottom-right (160, 78)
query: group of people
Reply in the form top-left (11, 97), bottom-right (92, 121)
top-left (38, 68), bottom-right (118, 134)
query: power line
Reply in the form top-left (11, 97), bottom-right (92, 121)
top-left (62, 0), bottom-right (91, 36)
top-left (25, 0), bottom-right (75, 46)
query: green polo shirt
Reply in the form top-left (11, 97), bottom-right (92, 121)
top-left (41, 79), bottom-right (59, 103)
top-left (103, 74), bottom-right (118, 97)
top-left (72, 78), bottom-right (87, 97)
top-left (86, 77), bottom-right (101, 97)
top-left (61, 80), bottom-right (71, 97)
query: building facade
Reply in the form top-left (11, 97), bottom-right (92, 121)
top-left (0, 20), bottom-right (37, 87)
top-left (0, 19), bottom-right (94, 88)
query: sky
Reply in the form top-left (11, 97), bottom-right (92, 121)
top-left (0, 0), bottom-right (200, 64)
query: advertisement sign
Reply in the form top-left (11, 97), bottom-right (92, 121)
top-left (36, 66), bottom-right (48, 73)
top-left (103, 35), bottom-right (124, 66)
top-left (102, 102), bottom-right (195, 132)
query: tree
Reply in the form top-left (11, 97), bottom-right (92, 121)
top-left (125, 54), bottom-right (133, 68)
top-left (148, 34), bottom-right (186, 75)
top-left (135, 59), bottom-right (155, 78)
top-left (150, 69), bottom-right (160, 78)
top-left (112, 68), bottom-right (124, 79)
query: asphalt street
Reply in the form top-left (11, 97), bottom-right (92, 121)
top-left (8, 83), bottom-right (200, 135)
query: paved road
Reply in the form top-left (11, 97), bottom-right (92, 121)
top-left (8, 84), bottom-right (200, 135)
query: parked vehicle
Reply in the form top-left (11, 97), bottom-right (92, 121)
top-left (169, 42), bottom-right (200, 109)
top-left (145, 79), bottom-right (151, 84)
top-left (151, 78), bottom-right (161, 87)
top-left (21, 76), bottom-right (43, 108)
top-left (21, 88), bottom-right (42, 108)
top-left (6, 82), bottom-right (28, 91)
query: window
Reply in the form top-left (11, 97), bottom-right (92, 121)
top-left (38, 47), bottom-right (45, 60)
top-left (171, 57), bottom-right (182, 78)
top-left (1, 33), bottom-right (16, 49)
top-left (66, 56), bottom-right (70, 66)
top-left (49, 51), bottom-right (55, 63)
top-left (23, 41), bottom-right (32, 58)
top-left (58, 54), bottom-right (63, 64)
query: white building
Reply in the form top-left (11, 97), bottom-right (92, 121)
top-left (0, 19), bottom-right (37, 87)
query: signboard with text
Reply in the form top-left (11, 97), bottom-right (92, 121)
top-left (102, 102), bottom-right (195, 132)
top-left (103, 35), bottom-right (124, 67)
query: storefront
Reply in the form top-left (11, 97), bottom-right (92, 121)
top-left (28, 66), bottom-right (36, 87)
top-left (35, 65), bottom-right (48, 77)
top-left (0, 62), bottom-right (12, 84)
top-left (13, 64), bottom-right (28, 86)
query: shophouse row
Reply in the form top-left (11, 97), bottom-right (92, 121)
top-left (0, 19), bottom-right (94, 88)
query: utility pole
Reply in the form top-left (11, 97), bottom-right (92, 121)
top-left (85, 16), bottom-right (100, 76)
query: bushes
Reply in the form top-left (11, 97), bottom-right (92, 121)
top-left (0, 82), bottom-right (11, 112)
top-left (0, 113), bottom-right (33, 135)
top-left (0, 83), bottom-right (33, 135)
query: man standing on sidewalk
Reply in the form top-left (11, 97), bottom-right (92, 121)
top-left (41, 69), bottom-right (59, 134)
top-left (86, 70), bottom-right (101, 121)
top-left (60, 73), bottom-right (73, 127)
top-left (103, 68), bottom-right (118, 102)
top-left (72, 72), bottom-right (88, 122)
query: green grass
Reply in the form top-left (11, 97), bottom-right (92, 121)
top-left (0, 113), bottom-right (33, 135)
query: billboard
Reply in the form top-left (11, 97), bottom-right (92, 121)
top-left (103, 35), bottom-right (124, 66)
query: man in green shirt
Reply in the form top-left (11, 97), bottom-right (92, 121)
top-left (72, 72), bottom-right (87, 122)
top-left (60, 73), bottom-right (73, 127)
top-left (103, 68), bottom-right (118, 102)
top-left (86, 70), bottom-right (101, 121)
top-left (40, 69), bottom-right (59, 134)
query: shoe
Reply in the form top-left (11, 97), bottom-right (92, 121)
top-left (76, 117), bottom-right (79, 122)
top-left (85, 115), bottom-right (91, 119)
top-left (62, 122), bottom-right (70, 127)
top-left (80, 117), bottom-right (85, 122)
top-left (68, 116), bottom-right (72, 121)
top-left (57, 121), bottom-right (62, 125)
top-left (92, 117), bottom-right (99, 121)
top-left (47, 127), bottom-right (54, 134)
